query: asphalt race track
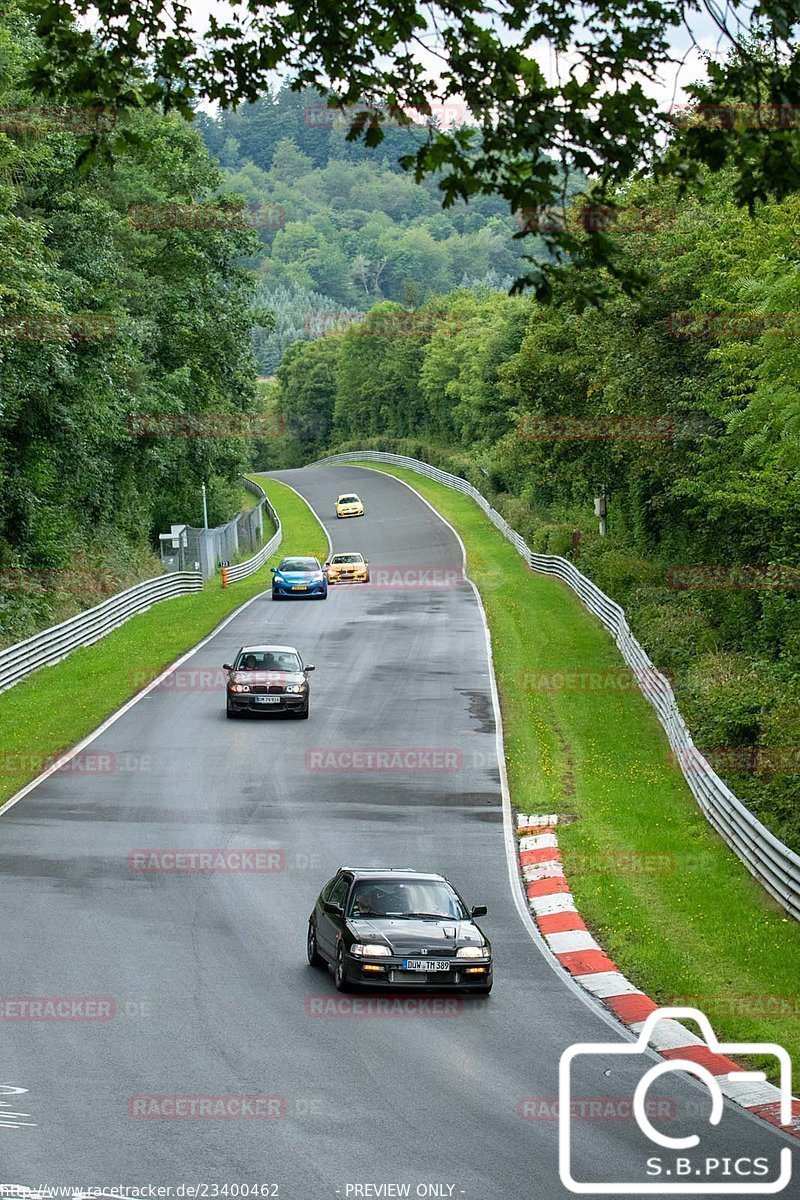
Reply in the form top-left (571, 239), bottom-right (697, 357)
top-left (0, 465), bottom-right (792, 1198)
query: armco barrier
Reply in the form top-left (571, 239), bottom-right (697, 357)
top-left (315, 450), bottom-right (800, 921)
top-left (0, 479), bottom-right (280, 695)
top-left (224, 477), bottom-right (282, 582)
top-left (0, 572), bottom-right (203, 694)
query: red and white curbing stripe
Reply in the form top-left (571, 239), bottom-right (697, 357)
top-left (517, 812), bottom-right (800, 1139)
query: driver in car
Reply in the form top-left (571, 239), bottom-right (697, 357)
top-left (353, 887), bottom-right (384, 917)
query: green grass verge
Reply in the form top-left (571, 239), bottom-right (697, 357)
top-left (0, 477), bottom-right (326, 810)
top-left (348, 461), bottom-right (800, 1087)
top-left (239, 485), bottom-right (259, 511)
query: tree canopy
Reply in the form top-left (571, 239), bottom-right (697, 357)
top-left (0, 3), bottom-right (263, 640)
top-left (21, 0), bottom-right (800, 297)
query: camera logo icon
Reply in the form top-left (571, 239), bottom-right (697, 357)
top-left (559, 1007), bottom-right (793, 1194)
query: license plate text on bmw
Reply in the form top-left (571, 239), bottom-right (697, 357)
top-left (402, 959), bottom-right (449, 971)
top-left (255, 696), bottom-right (281, 704)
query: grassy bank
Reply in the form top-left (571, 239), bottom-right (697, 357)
top-left (0, 478), bottom-right (326, 809)
top-left (347, 461), bottom-right (800, 1087)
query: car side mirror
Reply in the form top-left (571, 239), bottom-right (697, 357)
top-left (324, 562), bottom-right (330, 568)
top-left (305, 664), bottom-right (315, 672)
top-left (269, 566), bottom-right (276, 574)
top-left (471, 905), bottom-right (487, 918)
top-left (324, 901), bottom-right (343, 916)
top-left (223, 663), bottom-right (233, 671)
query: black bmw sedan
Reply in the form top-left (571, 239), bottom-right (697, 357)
top-left (307, 868), bottom-right (492, 993)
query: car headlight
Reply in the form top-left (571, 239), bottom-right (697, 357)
top-left (231, 684), bottom-right (250, 693)
top-left (456, 945), bottom-right (489, 959)
top-left (350, 943), bottom-right (392, 958)
top-left (285, 684), bottom-right (303, 694)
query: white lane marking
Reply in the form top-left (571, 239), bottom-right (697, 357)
top-left (545, 930), bottom-right (601, 955)
top-left (629, 1018), bottom-right (706, 1050)
top-left (529, 892), bottom-right (578, 916)
top-left (520, 832), bottom-right (558, 851)
top-left (340, 464), bottom-right (628, 1036)
top-left (522, 860), bottom-right (565, 882)
top-left (0, 1085), bottom-right (36, 1129)
top-left (0, 590), bottom-right (271, 819)
top-left (719, 1076), bottom-right (786, 1108)
top-left (260, 473), bottom-right (333, 558)
top-left (566, 970), bottom-right (640, 998)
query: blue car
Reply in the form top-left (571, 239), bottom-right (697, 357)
top-left (271, 556), bottom-right (328, 600)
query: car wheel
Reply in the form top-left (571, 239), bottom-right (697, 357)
top-left (307, 922), bottom-right (324, 968)
top-left (226, 701), bottom-right (239, 719)
top-left (294, 702), bottom-right (309, 720)
top-left (334, 945), bottom-right (351, 992)
top-left (319, 591), bottom-right (328, 600)
top-left (272, 591), bottom-right (281, 601)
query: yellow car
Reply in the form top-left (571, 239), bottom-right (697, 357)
top-left (324, 552), bottom-right (370, 584)
top-left (335, 493), bottom-right (365, 518)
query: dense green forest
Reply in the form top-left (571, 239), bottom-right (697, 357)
top-left (0, 5), bottom-right (263, 641)
top-left (195, 90), bottom-right (567, 372)
top-left (271, 174), bottom-right (800, 852)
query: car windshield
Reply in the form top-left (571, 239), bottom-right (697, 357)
top-left (235, 650), bottom-right (301, 673)
top-left (332, 554), bottom-right (363, 564)
top-left (339, 496), bottom-right (359, 504)
top-left (348, 879), bottom-right (466, 920)
top-left (278, 558), bottom-right (319, 572)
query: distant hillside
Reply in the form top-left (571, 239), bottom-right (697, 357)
top-left (196, 86), bottom-right (583, 372)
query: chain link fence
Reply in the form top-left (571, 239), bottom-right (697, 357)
top-left (161, 477), bottom-right (273, 580)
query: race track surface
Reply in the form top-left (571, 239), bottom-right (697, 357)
top-left (0, 465), bottom-right (791, 1198)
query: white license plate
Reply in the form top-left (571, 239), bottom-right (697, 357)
top-left (402, 959), bottom-right (449, 971)
top-left (254, 695), bottom-right (281, 704)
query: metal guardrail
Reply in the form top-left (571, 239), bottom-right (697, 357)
top-left (0, 572), bottom-right (203, 695)
top-left (0, 478), bottom-right (281, 696)
top-left (316, 450), bottom-right (800, 921)
top-left (224, 477), bottom-right (282, 583)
